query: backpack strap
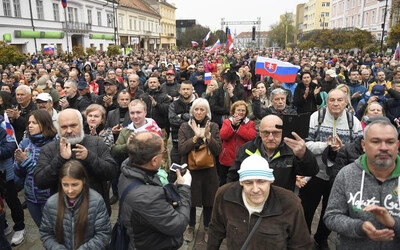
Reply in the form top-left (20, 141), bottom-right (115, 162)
top-left (314, 107), bottom-right (326, 142)
top-left (117, 179), bottom-right (142, 220)
top-left (346, 111), bottom-right (354, 142)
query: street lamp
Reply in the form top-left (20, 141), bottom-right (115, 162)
top-left (320, 16), bottom-right (326, 30)
top-left (379, 0), bottom-right (389, 53)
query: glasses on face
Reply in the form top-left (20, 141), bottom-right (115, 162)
top-left (157, 149), bottom-right (167, 157)
top-left (260, 130), bottom-right (281, 137)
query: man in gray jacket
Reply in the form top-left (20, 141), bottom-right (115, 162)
top-left (324, 118), bottom-right (400, 250)
top-left (118, 131), bottom-right (192, 250)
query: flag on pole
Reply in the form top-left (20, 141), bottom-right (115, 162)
top-left (225, 28), bottom-right (234, 52)
top-left (203, 31), bottom-right (211, 42)
top-left (3, 112), bottom-right (19, 148)
top-left (191, 41), bottom-right (199, 47)
top-left (204, 72), bottom-right (212, 85)
top-left (256, 57), bottom-right (300, 83)
top-left (61, 0), bottom-right (67, 8)
top-left (210, 39), bottom-right (221, 52)
top-left (393, 42), bottom-right (400, 61)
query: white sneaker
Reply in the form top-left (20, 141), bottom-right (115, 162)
top-left (4, 225), bottom-right (12, 236)
top-left (11, 229), bottom-right (25, 246)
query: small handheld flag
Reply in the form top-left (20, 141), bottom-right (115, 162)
top-left (191, 41), bottom-right (199, 47)
top-left (203, 31), bottom-right (211, 42)
top-left (3, 112), bottom-right (19, 149)
top-left (210, 40), bottom-right (221, 52)
top-left (204, 72), bottom-right (212, 85)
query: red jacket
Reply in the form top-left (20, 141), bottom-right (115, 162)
top-left (219, 118), bottom-right (256, 167)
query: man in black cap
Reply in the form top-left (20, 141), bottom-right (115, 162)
top-left (77, 80), bottom-right (94, 112)
top-left (96, 78), bottom-right (119, 113)
top-left (132, 61), bottom-right (146, 87)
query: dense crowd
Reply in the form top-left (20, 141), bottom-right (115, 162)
top-left (0, 48), bottom-right (400, 250)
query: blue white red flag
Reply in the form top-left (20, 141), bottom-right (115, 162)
top-left (191, 41), bottom-right (199, 47)
top-left (210, 39), bottom-right (221, 52)
top-left (3, 112), bottom-right (13, 136)
top-left (256, 57), bottom-right (300, 83)
top-left (203, 31), bottom-right (211, 42)
top-left (204, 72), bottom-right (212, 85)
top-left (61, 0), bottom-right (67, 8)
top-left (225, 28), bottom-right (234, 52)
top-left (393, 42), bottom-right (400, 61)
top-left (44, 45), bottom-right (55, 55)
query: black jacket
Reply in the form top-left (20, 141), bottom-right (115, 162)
top-left (206, 84), bottom-right (245, 127)
top-left (227, 136), bottom-right (319, 191)
top-left (118, 160), bottom-right (191, 250)
top-left (34, 135), bottom-right (117, 214)
top-left (77, 93), bottom-right (93, 113)
top-left (160, 81), bottom-right (181, 100)
top-left (252, 99), bottom-right (297, 120)
top-left (142, 88), bottom-right (170, 129)
top-left (168, 95), bottom-right (196, 143)
top-left (96, 93), bottom-right (119, 114)
top-left (12, 101), bottom-right (36, 143)
top-left (330, 136), bottom-right (363, 180)
top-left (293, 82), bottom-right (322, 114)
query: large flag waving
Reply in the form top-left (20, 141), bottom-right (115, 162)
top-left (203, 31), bottom-right (211, 42)
top-left (210, 39), bottom-right (221, 52)
top-left (256, 57), bottom-right (300, 83)
top-left (225, 28), bottom-right (233, 52)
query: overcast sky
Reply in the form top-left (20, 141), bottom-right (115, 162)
top-left (169, 0), bottom-right (306, 35)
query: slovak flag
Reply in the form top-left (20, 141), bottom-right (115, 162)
top-left (204, 72), bottom-right (212, 85)
top-left (3, 112), bottom-right (14, 136)
top-left (210, 39), bottom-right (221, 52)
top-left (225, 28), bottom-right (234, 52)
top-left (191, 41), bottom-right (199, 47)
top-left (61, 0), bottom-right (67, 8)
top-left (256, 57), bottom-right (300, 83)
top-left (203, 31), bottom-right (211, 42)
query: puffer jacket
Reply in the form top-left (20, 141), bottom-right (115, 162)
top-left (227, 136), bottom-right (319, 191)
top-left (40, 189), bottom-right (111, 250)
top-left (14, 134), bottom-right (55, 204)
top-left (0, 123), bottom-right (16, 182)
top-left (219, 117), bottom-right (256, 167)
top-left (324, 156), bottom-right (400, 250)
top-left (118, 160), bottom-right (191, 250)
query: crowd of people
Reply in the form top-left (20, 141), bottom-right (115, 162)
top-left (0, 47), bottom-right (400, 249)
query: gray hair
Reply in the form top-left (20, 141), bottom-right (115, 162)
top-left (16, 85), bottom-right (31, 95)
top-left (269, 88), bottom-right (287, 101)
top-left (363, 117), bottom-right (398, 140)
top-left (190, 98), bottom-right (212, 120)
top-left (65, 79), bottom-right (77, 88)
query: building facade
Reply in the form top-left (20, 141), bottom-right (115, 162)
top-left (234, 31), bottom-right (269, 49)
top-left (176, 19), bottom-right (196, 47)
top-left (117, 0), bottom-right (161, 51)
top-left (330, 0), bottom-right (392, 41)
top-left (296, 3), bottom-right (306, 43)
top-left (144, 0), bottom-right (176, 49)
top-left (303, 0), bottom-right (331, 32)
top-left (0, 0), bottom-right (115, 54)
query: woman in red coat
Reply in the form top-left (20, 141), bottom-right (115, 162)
top-left (218, 100), bottom-right (256, 186)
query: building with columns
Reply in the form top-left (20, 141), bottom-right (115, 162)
top-left (143, 0), bottom-right (177, 49)
top-left (117, 0), bottom-right (161, 51)
top-left (0, 0), bottom-right (115, 54)
top-left (330, 0), bottom-right (392, 41)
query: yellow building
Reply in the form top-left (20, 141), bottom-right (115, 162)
top-left (296, 3), bottom-right (305, 43)
top-left (145, 0), bottom-right (177, 49)
top-left (303, 0), bottom-right (331, 33)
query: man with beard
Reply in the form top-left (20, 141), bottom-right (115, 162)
top-left (169, 81), bottom-right (197, 164)
top-left (34, 109), bottom-right (117, 214)
top-left (324, 118), bottom-right (400, 250)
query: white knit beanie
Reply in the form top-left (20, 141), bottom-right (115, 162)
top-left (238, 154), bottom-right (275, 182)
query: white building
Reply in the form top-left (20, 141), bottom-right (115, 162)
top-left (117, 0), bottom-right (161, 51)
top-left (0, 0), bottom-right (116, 54)
top-left (234, 31), bottom-right (269, 49)
top-left (330, 0), bottom-right (392, 40)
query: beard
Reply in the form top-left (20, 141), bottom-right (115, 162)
top-left (60, 127), bottom-right (85, 145)
top-left (373, 153), bottom-right (395, 169)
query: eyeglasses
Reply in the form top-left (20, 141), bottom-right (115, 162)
top-left (260, 130), bottom-right (281, 137)
top-left (158, 149), bottom-right (167, 157)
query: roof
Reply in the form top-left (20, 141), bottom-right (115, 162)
top-left (236, 31), bottom-right (269, 38)
top-left (118, 0), bottom-right (160, 17)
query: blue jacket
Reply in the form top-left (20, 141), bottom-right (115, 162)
top-left (347, 81), bottom-right (367, 110)
top-left (0, 122), bottom-right (17, 182)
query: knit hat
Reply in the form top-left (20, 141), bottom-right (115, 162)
top-left (238, 154), bottom-right (274, 182)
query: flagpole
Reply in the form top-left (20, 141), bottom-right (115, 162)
top-left (64, 7), bottom-right (70, 62)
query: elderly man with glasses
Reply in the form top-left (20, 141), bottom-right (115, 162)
top-left (227, 114), bottom-right (318, 192)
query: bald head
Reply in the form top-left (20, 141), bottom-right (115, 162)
top-left (128, 132), bottom-right (163, 168)
top-left (259, 115), bottom-right (283, 155)
top-left (260, 115), bottom-right (283, 128)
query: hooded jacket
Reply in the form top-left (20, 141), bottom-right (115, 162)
top-left (118, 160), bottom-right (191, 250)
top-left (324, 155), bottom-right (400, 250)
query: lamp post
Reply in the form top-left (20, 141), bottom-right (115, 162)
top-left (379, 0), bottom-right (389, 53)
top-left (320, 16), bottom-right (326, 30)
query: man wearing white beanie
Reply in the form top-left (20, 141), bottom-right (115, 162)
top-left (207, 154), bottom-right (312, 250)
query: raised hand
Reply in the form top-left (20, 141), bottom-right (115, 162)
top-left (283, 132), bottom-right (306, 158)
top-left (72, 144), bottom-right (88, 160)
top-left (60, 137), bottom-right (72, 160)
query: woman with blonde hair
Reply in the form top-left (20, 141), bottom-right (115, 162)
top-left (336, 84), bottom-right (355, 113)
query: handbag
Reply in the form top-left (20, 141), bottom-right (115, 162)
top-left (187, 144), bottom-right (214, 170)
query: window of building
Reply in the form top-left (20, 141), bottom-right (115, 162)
top-left (107, 13), bottom-right (113, 28)
top-left (74, 8), bottom-right (78, 22)
top-left (118, 15), bottom-right (123, 29)
top-left (358, 0), bottom-right (361, 6)
top-left (372, 10), bottom-right (375, 24)
top-left (365, 12), bottom-right (369, 25)
top-left (3, 0), bottom-right (11, 17)
top-left (129, 19), bottom-right (132, 30)
top-left (346, 0), bottom-right (350, 10)
top-left (67, 7), bottom-right (73, 22)
top-left (351, 16), bottom-right (354, 26)
top-left (36, 0), bottom-right (44, 19)
top-left (346, 17), bottom-right (348, 27)
top-left (13, 0), bottom-right (21, 17)
top-left (134, 19), bottom-right (137, 30)
top-left (53, 3), bottom-right (59, 21)
top-left (87, 9), bottom-right (92, 24)
top-left (97, 11), bottom-right (102, 26)
top-left (352, 0), bottom-right (355, 8)
top-left (358, 14), bottom-right (361, 26)
top-left (381, 8), bottom-right (386, 22)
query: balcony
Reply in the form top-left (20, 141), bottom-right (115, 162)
top-left (168, 33), bottom-right (175, 37)
top-left (62, 22), bottom-right (92, 33)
